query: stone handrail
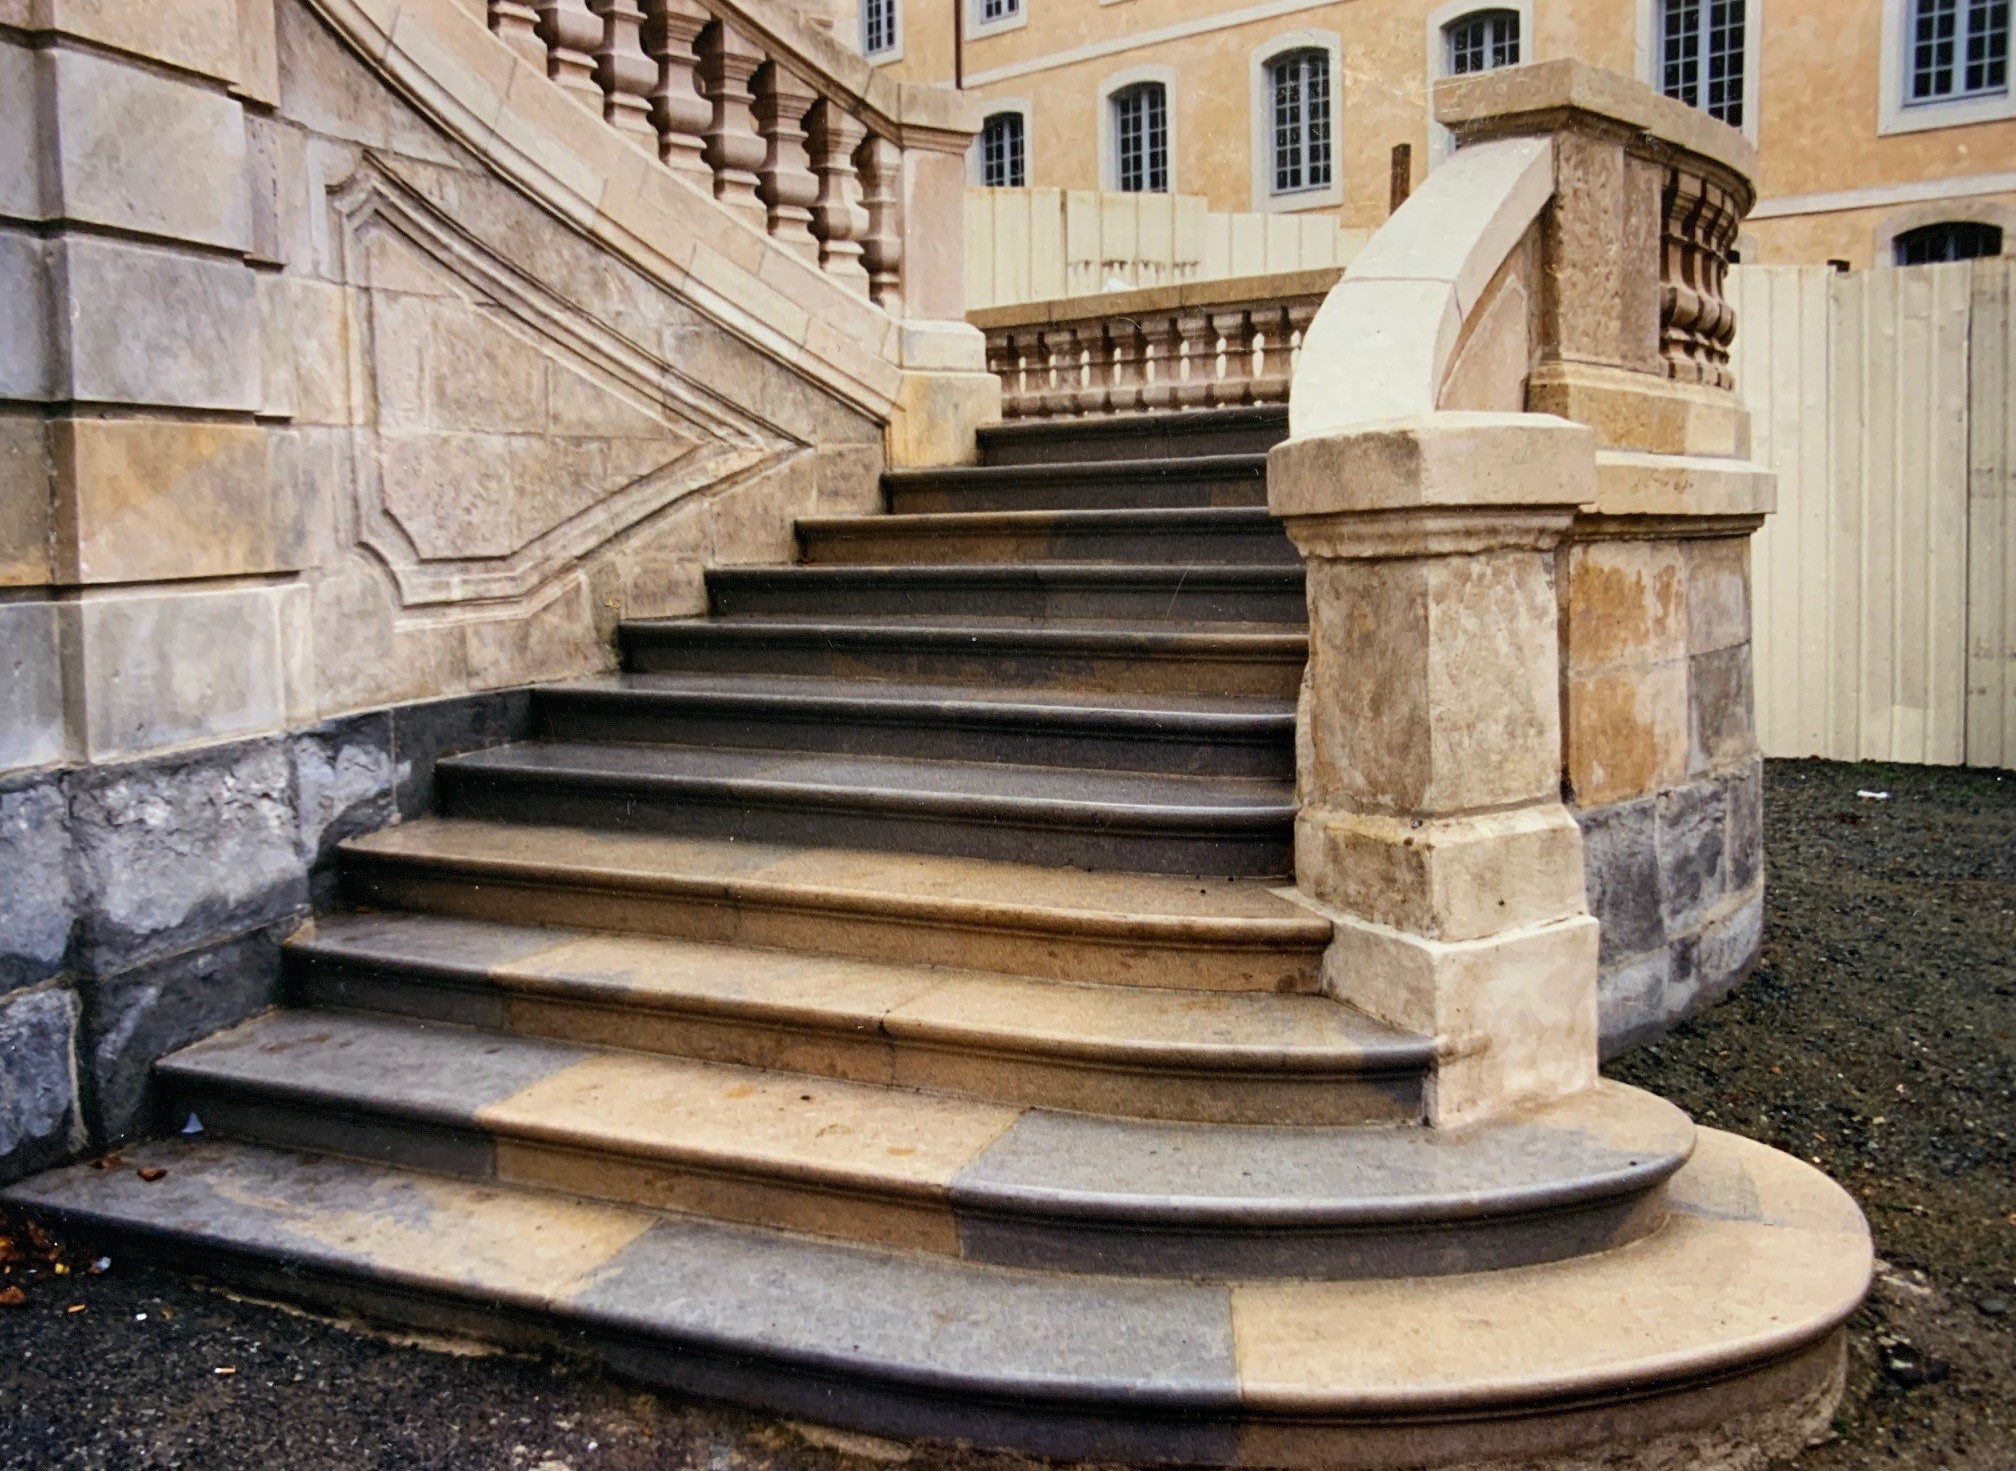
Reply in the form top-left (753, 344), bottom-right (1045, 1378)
top-left (972, 269), bottom-right (1341, 419)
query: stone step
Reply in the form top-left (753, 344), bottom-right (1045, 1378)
top-left (287, 911), bottom-right (1431, 1125)
top-left (618, 619), bottom-right (1308, 698)
top-left (3, 1133), bottom-right (1868, 1469)
top-left (536, 673), bottom-right (1297, 779)
top-left (705, 564), bottom-right (1308, 626)
top-left (978, 405), bottom-right (1290, 467)
top-left (884, 454), bottom-right (1270, 513)
top-left (434, 740), bottom-right (1297, 876)
top-left (340, 818), bottom-right (1331, 992)
top-left (151, 1010), bottom-right (1693, 1279)
top-left (796, 507), bottom-right (1299, 568)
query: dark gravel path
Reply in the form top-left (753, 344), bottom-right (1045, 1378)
top-left (2, 758), bottom-right (2011, 1470)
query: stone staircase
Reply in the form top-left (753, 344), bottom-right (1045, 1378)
top-left (7, 408), bottom-right (1868, 1467)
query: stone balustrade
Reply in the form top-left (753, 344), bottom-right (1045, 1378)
top-left (971, 271), bottom-right (1340, 419)
top-left (491, 0), bottom-right (930, 316)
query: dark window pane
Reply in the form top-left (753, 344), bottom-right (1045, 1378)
top-left (1893, 220), bottom-right (2005, 263)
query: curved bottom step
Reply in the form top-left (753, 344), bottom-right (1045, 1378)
top-left (5, 1129), bottom-right (1869, 1469)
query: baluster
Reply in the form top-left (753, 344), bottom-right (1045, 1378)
top-left (1009, 328), bottom-right (1046, 417)
top-left (1249, 305), bottom-right (1292, 404)
top-left (987, 331), bottom-right (1022, 417)
top-left (1212, 309), bottom-right (1257, 406)
top-left (490, 1), bottom-right (547, 66)
top-left (1078, 326), bottom-right (1117, 416)
top-left (1284, 299), bottom-right (1320, 381)
top-left (641, 0), bottom-right (711, 184)
top-left (1038, 327), bottom-right (1081, 417)
top-left (535, 0), bottom-right (604, 107)
top-left (753, 62), bottom-right (819, 258)
top-left (854, 133), bottom-right (903, 314)
top-left (1107, 317), bottom-right (1146, 415)
top-left (589, 0), bottom-right (656, 144)
top-left (1173, 312), bottom-right (1216, 409)
top-left (698, 20), bottom-right (766, 225)
top-left (805, 101), bottom-right (870, 290)
top-left (1140, 312), bottom-right (1183, 411)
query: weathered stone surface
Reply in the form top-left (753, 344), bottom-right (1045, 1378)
top-left (1657, 778), bottom-right (1728, 938)
top-left (0, 776), bottom-right (73, 995)
top-left (84, 921), bottom-right (288, 1142)
top-left (1564, 660), bottom-right (1689, 807)
top-left (0, 409), bottom-right (53, 587)
top-left (389, 689), bottom-right (535, 819)
top-left (1578, 795), bottom-right (1663, 966)
top-left (0, 38), bottom-right (41, 221)
top-left (1685, 536), bottom-right (1752, 655)
top-left (1690, 643), bottom-right (1756, 775)
top-left (36, 0), bottom-right (246, 83)
top-left (1726, 757), bottom-right (1764, 893)
top-left (47, 47), bottom-right (250, 251)
top-left (1561, 539), bottom-right (1687, 674)
top-left (294, 713), bottom-right (394, 903)
top-left (0, 987), bottom-right (82, 1183)
top-left (1597, 949), bottom-right (1672, 1059)
top-left (0, 228), bottom-right (52, 402)
top-left (1695, 885), bottom-right (1764, 1007)
top-left (68, 738), bottom-right (307, 976)
top-left (0, 599), bottom-right (64, 774)
top-left (54, 236), bottom-right (261, 411)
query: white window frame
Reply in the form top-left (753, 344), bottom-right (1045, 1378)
top-left (1425, 0), bottom-right (1535, 168)
top-left (967, 100), bottom-right (1034, 187)
top-left (1635, 0), bottom-right (1761, 143)
top-left (1099, 65), bottom-right (1177, 194)
top-left (1250, 29), bottom-right (1343, 211)
top-left (969, 0), bottom-right (1027, 42)
top-left (1873, 197), bottom-right (2016, 261)
top-left (860, 0), bottom-right (902, 62)
top-left (1879, 0), bottom-right (2016, 135)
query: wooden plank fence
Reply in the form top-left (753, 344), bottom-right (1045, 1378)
top-left (1729, 259), bottom-right (2016, 768)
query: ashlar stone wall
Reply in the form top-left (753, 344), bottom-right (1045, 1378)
top-left (0, 0), bottom-right (891, 1179)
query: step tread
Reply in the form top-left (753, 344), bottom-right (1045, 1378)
top-left (800, 506), bottom-right (1283, 534)
top-left (442, 739), bottom-right (1296, 819)
top-left (884, 453), bottom-right (1269, 488)
top-left (4, 1130), bottom-right (1867, 1418)
top-left (157, 1011), bottom-right (1689, 1225)
top-left (293, 911), bottom-right (1428, 1071)
top-left (623, 618), bottom-right (1308, 652)
top-left (707, 563), bottom-right (1303, 586)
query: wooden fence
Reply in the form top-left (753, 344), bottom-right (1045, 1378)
top-left (965, 188), bottom-right (1367, 309)
top-left (1730, 259), bottom-right (2016, 768)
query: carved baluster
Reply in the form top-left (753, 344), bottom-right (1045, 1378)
top-left (854, 133), bottom-right (903, 314)
top-left (1012, 328), bottom-right (1047, 417)
top-left (490, 1), bottom-right (547, 65)
top-left (535, 0), bottom-right (604, 107)
top-left (1284, 299), bottom-right (1320, 381)
top-left (589, 0), bottom-right (656, 144)
top-left (698, 20), bottom-right (766, 225)
top-left (1212, 309), bottom-right (1256, 406)
top-left (753, 62), bottom-right (819, 258)
top-left (1078, 326), bottom-right (1117, 416)
top-left (641, 0), bottom-right (711, 183)
top-left (1173, 312), bottom-right (1217, 409)
top-left (805, 100), bottom-right (870, 290)
top-left (1107, 317), bottom-right (1146, 415)
top-left (1039, 327), bottom-right (1083, 417)
top-left (1249, 304), bottom-right (1293, 403)
top-left (1660, 168), bottom-right (1741, 391)
top-left (988, 331), bottom-right (1022, 417)
top-left (1140, 312), bottom-right (1183, 411)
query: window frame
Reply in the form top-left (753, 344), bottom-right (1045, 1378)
top-left (1248, 30), bottom-right (1343, 211)
top-left (1873, 198), bottom-right (2016, 261)
top-left (1099, 65), bottom-right (1178, 194)
top-left (1879, 0), bottom-right (2016, 134)
top-left (1635, 0), bottom-right (1760, 142)
top-left (978, 110), bottom-right (1029, 188)
top-left (968, 0), bottom-right (1027, 42)
top-left (1891, 218), bottom-right (2007, 262)
top-left (1426, 1), bottom-right (1533, 168)
top-left (859, 0), bottom-right (901, 62)
top-left (965, 96), bottom-right (1033, 185)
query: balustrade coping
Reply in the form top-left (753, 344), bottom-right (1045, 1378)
top-left (970, 267), bottom-right (1344, 332)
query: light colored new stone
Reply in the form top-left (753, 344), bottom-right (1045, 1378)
top-left (37, 0), bottom-right (247, 83)
top-left (53, 237), bottom-right (260, 412)
top-left (1528, 360), bottom-right (1751, 459)
top-left (1269, 413), bottom-right (1595, 522)
top-left (0, 411), bottom-right (51, 588)
top-left (47, 47), bottom-right (250, 251)
top-left (0, 599), bottom-right (65, 773)
top-left (885, 369), bottom-right (1000, 468)
top-left (1321, 910), bottom-right (1600, 1124)
top-left (1593, 449), bottom-right (1778, 520)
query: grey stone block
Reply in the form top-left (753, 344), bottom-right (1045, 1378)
top-left (0, 775), bottom-right (74, 996)
top-left (1577, 796), bottom-right (1663, 966)
top-left (294, 712), bottom-right (394, 904)
top-left (1726, 757), bottom-right (1764, 893)
top-left (390, 690), bottom-right (534, 819)
top-left (1597, 949), bottom-right (1672, 1061)
top-left (0, 987), bottom-right (82, 1183)
top-left (0, 597), bottom-right (65, 773)
top-left (1688, 644), bottom-right (1755, 776)
top-left (1656, 778), bottom-right (1727, 937)
top-left (69, 738), bottom-right (308, 976)
top-left (83, 922), bottom-right (289, 1142)
top-left (1695, 888), bottom-right (1765, 1009)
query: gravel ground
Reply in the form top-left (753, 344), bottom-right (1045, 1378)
top-left (1, 758), bottom-right (2011, 1471)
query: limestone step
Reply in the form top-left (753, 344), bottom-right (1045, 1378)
top-left (884, 454), bottom-right (1270, 513)
top-left (340, 818), bottom-right (1332, 991)
top-left (796, 507), bottom-right (1300, 568)
top-left (979, 405), bottom-right (1290, 467)
top-left (618, 618), bottom-right (1308, 698)
top-left (152, 1010), bottom-right (1692, 1278)
top-left (287, 911), bottom-right (1429, 1125)
top-left (2, 1131), bottom-right (1867, 1468)
top-left (435, 740), bottom-right (1297, 876)
top-left (704, 564), bottom-right (1307, 626)
top-left (536, 674), bottom-right (1297, 779)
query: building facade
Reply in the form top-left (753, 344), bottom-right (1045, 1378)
top-left (853, 0), bottom-right (2015, 269)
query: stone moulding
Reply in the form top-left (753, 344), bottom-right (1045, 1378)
top-left (330, 158), bottom-right (797, 611)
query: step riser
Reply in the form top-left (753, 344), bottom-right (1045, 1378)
top-left (538, 698), bottom-right (1297, 779)
top-left (886, 473), bottom-right (1268, 515)
top-left (620, 633), bottom-right (1306, 699)
top-left (705, 575), bottom-right (1307, 626)
top-left (436, 772), bottom-right (1297, 878)
top-left (798, 525), bottom-right (1300, 568)
top-left (288, 957), bottom-right (1424, 1127)
top-left (978, 413), bottom-right (1289, 467)
top-left (156, 1076), bottom-right (1667, 1280)
top-left (340, 861), bottom-right (1328, 993)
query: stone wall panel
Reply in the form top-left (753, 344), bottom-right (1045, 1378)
top-left (1577, 796), bottom-right (1662, 966)
top-left (0, 988), bottom-right (83, 1182)
top-left (0, 411), bottom-right (52, 587)
top-left (0, 600), bottom-right (65, 773)
top-left (53, 237), bottom-right (261, 412)
top-left (0, 39), bottom-right (42, 221)
top-left (0, 229), bottom-right (54, 402)
top-left (1656, 777), bottom-right (1729, 937)
top-left (0, 778), bottom-right (74, 996)
top-left (1690, 643), bottom-right (1757, 775)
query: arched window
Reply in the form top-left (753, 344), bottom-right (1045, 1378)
top-left (1445, 9), bottom-right (1522, 75)
top-left (1893, 220), bottom-right (2006, 264)
top-left (979, 112), bottom-right (1026, 188)
top-left (1267, 49), bottom-right (1333, 195)
top-left (1658, 0), bottom-right (1748, 127)
top-left (1111, 82), bottom-right (1169, 193)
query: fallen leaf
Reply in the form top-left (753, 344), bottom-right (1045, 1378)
top-left (0, 1286), bottom-right (26, 1307)
top-left (214, 1366), bottom-right (237, 1377)
top-left (137, 1168), bottom-right (167, 1183)
top-left (89, 1154), bottom-right (125, 1172)
top-left (66, 1303), bottom-right (85, 1314)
